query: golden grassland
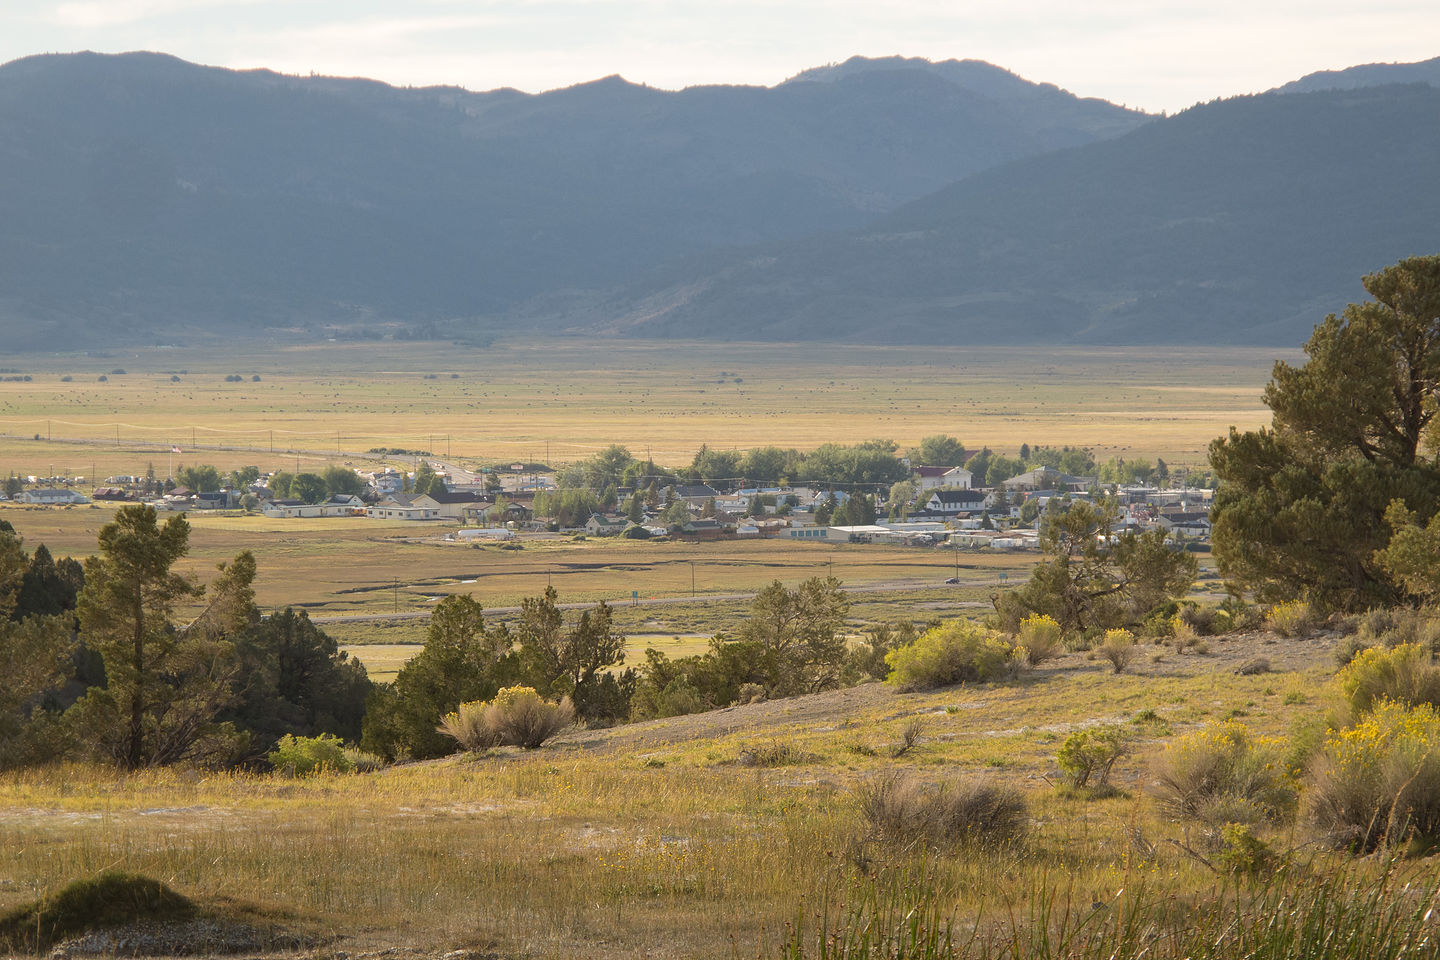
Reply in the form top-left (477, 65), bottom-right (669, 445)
top-left (0, 340), bottom-right (1284, 475)
top-left (0, 502), bottom-right (1040, 621)
top-left (0, 633), bottom-right (1351, 959)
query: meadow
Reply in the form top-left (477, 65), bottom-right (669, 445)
top-left (0, 340), bottom-right (1283, 476)
top-left (3, 626), bottom-right (1423, 959)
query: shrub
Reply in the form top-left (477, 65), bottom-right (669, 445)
top-left (1169, 615), bottom-right (1199, 652)
top-left (1219, 595), bottom-right (1265, 631)
top-left (440, 688), bottom-right (574, 751)
top-left (1336, 643), bottom-right (1440, 718)
top-left (1151, 719), bottom-right (1295, 824)
top-left (343, 746), bottom-right (385, 772)
top-left (857, 773), bottom-right (1027, 849)
top-left (1097, 629), bottom-right (1137, 674)
top-left (1354, 607), bottom-right (1440, 653)
top-left (1216, 822), bottom-right (1276, 875)
top-left (739, 739), bottom-right (808, 767)
top-left (1016, 614), bottom-right (1062, 665)
top-left (885, 619), bottom-right (1022, 691)
top-left (268, 733), bottom-right (355, 775)
top-left (1177, 603), bottom-right (1222, 636)
top-left (1307, 700), bottom-right (1440, 851)
top-left (437, 700), bottom-right (501, 752)
top-left (737, 682), bottom-right (767, 704)
top-left (1266, 599), bottom-right (1315, 637)
top-left (483, 686), bottom-right (574, 749)
top-left (1057, 724), bottom-right (1131, 789)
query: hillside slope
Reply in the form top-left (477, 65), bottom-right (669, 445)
top-left (0, 51), bottom-right (1147, 348)
top-left (566, 84), bottom-right (1440, 345)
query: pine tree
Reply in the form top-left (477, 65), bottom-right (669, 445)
top-left (70, 506), bottom-right (255, 767)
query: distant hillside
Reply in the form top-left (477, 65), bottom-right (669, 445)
top-left (1273, 56), bottom-right (1440, 93)
top-left (0, 51), bottom-right (1147, 349)
top-left (560, 83), bottom-right (1440, 346)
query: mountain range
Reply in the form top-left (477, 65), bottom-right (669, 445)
top-left (0, 50), bottom-right (1435, 349)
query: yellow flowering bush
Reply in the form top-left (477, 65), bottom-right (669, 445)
top-left (439, 686), bottom-right (574, 751)
top-left (1266, 599), bottom-right (1315, 637)
top-left (1016, 614), bottom-right (1062, 665)
top-left (1152, 719), bottom-right (1295, 824)
top-left (885, 619), bottom-right (1022, 691)
top-left (1097, 628), bottom-right (1136, 673)
top-left (1308, 700), bottom-right (1440, 851)
top-left (1336, 643), bottom-right (1440, 718)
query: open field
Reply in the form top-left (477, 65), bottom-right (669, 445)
top-left (2, 627), bottom-right (1414, 960)
top-left (0, 502), bottom-right (1040, 624)
top-left (0, 340), bottom-right (1285, 476)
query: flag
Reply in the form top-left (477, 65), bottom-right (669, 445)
top-left (172, 446), bottom-right (182, 454)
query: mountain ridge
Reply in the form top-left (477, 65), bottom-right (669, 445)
top-left (0, 50), bottom-right (1149, 349)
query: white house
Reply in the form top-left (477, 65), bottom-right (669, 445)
top-left (367, 495), bottom-right (443, 520)
top-left (916, 466), bottom-right (973, 492)
top-left (19, 488), bottom-right (90, 505)
top-left (583, 513), bottom-right (627, 537)
top-left (920, 489), bottom-right (987, 516)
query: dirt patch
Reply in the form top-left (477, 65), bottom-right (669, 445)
top-left (51, 917), bottom-right (313, 958)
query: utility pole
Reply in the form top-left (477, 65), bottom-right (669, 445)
top-left (691, 560), bottom-right (696, 598)
top-left (393, 579), bottom-right (398, 613)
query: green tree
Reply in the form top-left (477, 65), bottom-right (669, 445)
top-left (914, 435), bottom-right (966, 467)
top-left (70, 508), bottom-right (255, 767)
top-left (361, 595), bottom-right (514, 760)
top-left (515, 587), bottom-right (628, 721)
top-left (737, 577), bottom-right (850, 696)
top-left (288, 473), bottom-right (327, 503)
top-left (267, 470), bottom-right (294, 499)
top-left (1018, 497), bottom-right (1041, 524)
top-left (322, 466), bottom-right (366, 498)
top-left (813, 493), bottom-right (836, 526)
top-left (994, 500), bottom-right (1196, 633)
top-left (411, 462), bottom-right (442, 497)
top-left (175, 464), bottom-right (221, 492)
top-left (986, 455), bottom-right (1026, 486)
top-left (226, 608), bottom-right (373, 758)
top-left (4, 475), bottom-right (22, 499)
top-left (837, 493), bottom-right (876, 526)
top-left (226, 465), bottom-right (261, 490)
top-left (690, 445), bottom-right (741, 483)
top-left (1210, 256), bottom-right (1440, 609)
top-left (739, 446), bottom-right (797, 485)
top-left (801, 440), bottom-right (908, 486)
top-left (0, 528), bottom-right (75, 768)
top-left (14, 543), bottom-right (83, 621)
top-left (626, 493), bottom-right (645, 523)
top-left (888, 480), bottom-right (916, 520)
top-left (964, 447), bottom-right (993, 483)
top-left (583, 445), bottom-right (636, 493)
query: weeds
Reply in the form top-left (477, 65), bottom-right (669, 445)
top-left (1097, 629), bottom-right (1136, 674)
top-left (855, 773), bottom-right (1027, 850)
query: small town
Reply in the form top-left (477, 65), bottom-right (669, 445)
top-left (2, 446), bottom-right (1214, 553)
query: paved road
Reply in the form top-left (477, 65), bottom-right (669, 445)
top-left (310, 578), bottom-right (999, 624)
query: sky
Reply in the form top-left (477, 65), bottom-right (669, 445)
top-left (2, 0), bottom-right (1437, 113)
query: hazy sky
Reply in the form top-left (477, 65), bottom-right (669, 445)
top-left (3, 1), bottom-right (1437, 112)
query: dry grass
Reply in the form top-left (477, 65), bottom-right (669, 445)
top-left (0, 504), bottom-right (1035, 625)
top-left (0, 631), bottom-right (1342, 958)
top-left (0, 341), bottom-right (1279, 472)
